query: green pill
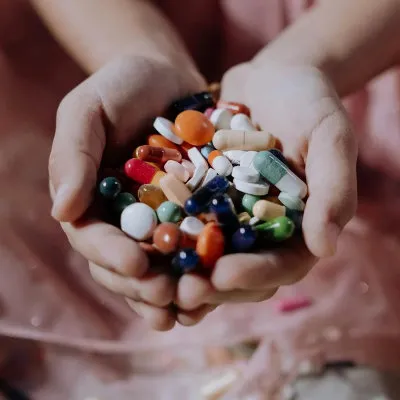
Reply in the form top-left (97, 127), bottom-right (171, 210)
top-left (254, 216), bottom-right (295, 241)
top-left (242, 194), bottom-right (262, 215)
top-left (99, 177), bottom-right (122, 199)
top-left (112, 192), bottom-right (136, 215)
top-left (157, 201), bottom-right (183, 223)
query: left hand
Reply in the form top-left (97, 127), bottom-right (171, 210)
top-left (174, 61), bottom-right (358, 324)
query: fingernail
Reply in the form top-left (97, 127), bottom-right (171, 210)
top-left (326, 223), bottom-right (341, 256)
top-left (50, 184), bottom-right (70, 220)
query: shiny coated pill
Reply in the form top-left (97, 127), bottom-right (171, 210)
top-left (209, 194), bottom-right (240, 235)
top-left (148, 134), bottom-right (180, 151)
top-left (159, 174), bottom-right (192, 207)
top-left (153, 222), bottom-right (182, 254)
top-left (153, 117), bottom-right (183, 144)
top-left (99, 177), bottom-right (121, 199)
top-left (233, 178), bottom-right (270, 196)
top-left (120, 203), bottom-right (158, 241)
top-left (231, 225), bottom-right (257, 252)
top-left (164, 160), bottom-right (190, 182)
top-left (213, 130), bottom-right (275, 151)
top-left (136, 145), bottom-right (182, 164)
top-left (172, 248), bottom-right (200, 275)
top-left (254, 216), bottom-right (295, 242)
top-left (201, 144), bottom-right (215, 159)
top-left (210, 108), bottom-right (233, 130)
top-left (208, 150), bottom-right (233, 176)
top-left (196, 222), bottom-right (224, 268)
top-left (112, 192), bottom-right (136, 215)
top-left (241, 194), bottom-right (262, 215)
top-left (138, 184), bottom-right (167, 209)
top-left (156, 201), bottom-right (183, 223)
top-left (180, 216), bottom-right (205, 239)
top-left (230, 113), bottom-right (256, 131)
top-left (232, 166), bottom-right (259, 183)
top-left (124, 158), bottom-right (158, 184)
top-left (252, 199), bottom-right (286, 221)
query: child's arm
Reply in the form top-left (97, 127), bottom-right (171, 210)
top-left (31, 0), bottom-right (197, 74)
top-left (254, 0), bottom-right (400, 96)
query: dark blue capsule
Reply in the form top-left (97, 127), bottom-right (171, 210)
top-left (200, 144), bottom-right (215, 159)
top-left (209, 194), bottom-right (240, 235)
top-left (231, 225), bottom-right (258, 252)
top-left (168, 92), bottom-right (215, 119)
top-left (99, 177), bottom-right (122, 199)
top-left (184, 176), bottom-right (230, 215)
top-left (269, 149), bottom-right (289, 165)
top-left (172, 248), bottom-right (199, 275)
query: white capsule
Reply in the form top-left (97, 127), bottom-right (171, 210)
top-left (201, 168), bottom-right (218, 187)
top-left (188, 147), bottom-right (208, 169)
top-left (164, 160), bottom-right (190, 182)
top-left (233, 178), bottom-right (270, 196)
top-left (249, 216), bottom-right (260, 226)
top-left (240, 151), bottom-right (258, 169)
top-left (210, 155), bottom-right (233, 176)
top-left (232, 166), bottom-right (259, 183)
top-left (186, 165), bottom-right (207, 191)
top-left (120, 203), bottom-right (157, 241)
top-left (278, 192), bottom-right (306, 211)
top-left (210, 108), bottom-right (233, 130)
top-left (230, 113), bottom-right (256, 131)
top-left (223, 150), bottom-right (247, 165)
top-left (153, 117), bottom-right (183, 144)
top-left (180, 216), bottom-right (205, 239)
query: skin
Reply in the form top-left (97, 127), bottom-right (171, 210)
top-left (31, 0), bottom-right (400, 330)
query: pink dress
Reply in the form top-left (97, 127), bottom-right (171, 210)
top-left (0, 0), bottom-right (400, 398)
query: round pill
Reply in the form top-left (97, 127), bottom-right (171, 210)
top-left (252, 199), bottom-right (286, 221)
top-left (240, 151), bottom-right (258, 169)
top-left (99, 177), bottom-right (121, 199)
top-left (156, 201), bottom-right (183, 223)
top-left (278, 192), bottom-right (306, 211)
top-left (164, 160), bottom-right (190, 182)
top-left (112, 192), bottom-right (136, 215)
top-left (174, 110), bottom-right (215, 146)
top-left (153, 222), bottom-right (182, 254)
top-left (254, 216), bottom-right (295, 242)
top-left (233, 178), bottom-right (270, 196)
top-left (180, 216), bottom-right (205, 239)
top-left (231, 225), bottom-right (257, 252)
top-left (241, 194), bottom-right (262, 215)
top-left (223, 150), bottom-right (247, 165)
top-left (148, 134), bottom-right (180, 151)
top-left (210, 108), bottom-right (233, 130)
top-left (120, 203), bottom-right (158, 241)
top-left (232, 166), bottom-right (260, 183)
top-left (230, 113), bottom-right (256, 131)
top-left (172, 248), bottom-right (200, 275)
top-left (153, 117), bottom-right (183, 144)
top-left (196, 222), bottom-right (225, 268)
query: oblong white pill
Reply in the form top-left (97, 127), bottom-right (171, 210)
top-left (278, 192), bottom-right (306, 211)
top-left (181, 159), bottom-right (195, 177)
top-left (188, 147), bottom-right (208, 169)
top-left (120, 203), bottom-right (157, 241)
top-left (232, 166), bottom-right (259, 183)
top-left (201, 168), bottom-right (218, 187)
top-left (223, 150), bottom-right (247, 165)
top-left (164, 160), bottom-right (190, 182)
top-left (233, 178), bottom-right (270, 196)
top-left (186, 165), bottom-right (207, 191)
top-left (153, 117), bottom-right (183, 145)
top-left (240, 151), bottom-right (258, 169)
top-left (180, 216), bottom-right (205, 239)
top-left (210, 108), bottom-right (233, 130)
top-left (230, 113), bottom-right (256, 131)
top-left (212, 156), bottom-right (233, 176)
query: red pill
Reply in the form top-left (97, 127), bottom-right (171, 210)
top-left (124, 158), bottom-right (158, 184)
top-left (136, 145), bottom-right (182, 164)
top-left (217, 100), bottom-right (251, 117)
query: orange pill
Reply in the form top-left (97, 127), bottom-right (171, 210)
top-left (174, 110), bottom-right (215, 146)
top-left (148, 134), bottom-right (180, 152)
top-left (217, 100), bottom-right (251, 117)
top-left (196, 222), bottom-right (225, 269)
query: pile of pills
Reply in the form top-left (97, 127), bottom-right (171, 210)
top-left (98, 89), bottom-right (307, 275)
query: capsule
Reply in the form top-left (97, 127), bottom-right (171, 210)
top-left (208, 150), bottom-right (233, 176)
top-left (217, 100), bottom-right (251, 117)
top-left (138, 184), bottom-right (167, 209)
top-left (209, 194), bottom-right (240, 235)
top-left (124, 158), bottom-right (166, 185)
top-left (184, 175), bottom-right (230, 215)
top-left (136, 145), bottom-right (182, 164)
top-left (196, 222), bottom-right (225, 269)
top-left (201, 144), bottom-right (215, 159)
top-left (230, 113), bottom-right (256, 131)
top-left (168, 91), bottom-right (214, 119)
top-left (159, 174), bottom-right (192, 207)
top-left (252, 199), bottom-right (286, 221)
top-left (254, 216), bottom-right (295, 242)
top-left (213, 130), bottom-right (275, 151)
top-left (253, 151), bottom-right (308, 198)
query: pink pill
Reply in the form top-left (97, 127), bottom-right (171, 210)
top-left (277, 296), bottom-right (313, 313)
top-left (164, 160), bottom-right (190, 182)
top-left (181, 159), bottom-right (195, 178)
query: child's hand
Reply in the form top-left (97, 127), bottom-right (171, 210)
top-left (175, 62), bottom-right (358, 320)
top-left (49, 54), bottom-right (206, 330)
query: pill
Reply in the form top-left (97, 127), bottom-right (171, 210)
top-left (153, 116), bottom-right (183, 144)
top-left (201, 144), bottom-right (216, 159)
top-left (181, 159), bottom-right (195, 177)
top-left (207, 150), bottom-right (233, 176)
top-left (269, 148), bottom-right (289, 165)
top-left (241, 194), bottom-right (262, 215)
top-left (174, 110), bottom-right (215, 146)
top-left (136, 145), bottom-right (182, 164)
top-left (159, 174), bottom-right (192, 207)
top-left (138, 184), bottom-right (167, 209)
top-left (277, 296), bottom-right (313, 313)
top-left (223, 150), bottom-right (247, 165)
top-left (124, 158), bottom-right (164, 185)
top-left (156, 201), bottom-right (183, 223)
top-left (254, 216), bottom-right (295, 242)
top-left (196, 222), bottom-right (225, 268)
top-left (164, 160), bottom-right (190, 182)
top-left (238, 211), bottom-right (251, 224)
top-left (285, 208), bottom-right (304, 230)
top-left (120, 203), bottom-right (158, 241)
top-left (252, 199), bottom-right (286, 221)
top-left (152, 222), bottom-right (182, 254)
top-left (213, 130), bottom-right (275, 151)
top-left (230, 113), bottom-right (256, 131)
top-left (253, 151), bottom-right (308, 198)
top-left (168, 91), bottom-right (214, 118)
top-left (233, 178), bottom-right (270, 196)
top-left (186, 165), bottom-right (207, 191)
top-left (232, 166), bottom-right (259, 183)
top-left (184, 175), bottom-right (230, 215)
top-left (231, 225), bottom-right (257, 252)
top-left (201, 168), bottom-right (218, 187)
top-left (172, 248), bottom-right (200, 275)
top-left (209, 194), bottom-right (240, 235)
top-left (188, 147), bottom-right (208, 170)
top-left (179, 141), bottom-right (193, 159)
top-left (209, 108), bottom-right (233, 130)
top-left (204, 107), bottom-right (215, 119)
top-left (147, 134), bottom-right (180, 151)
top-left (278, 192), bottom-right (306, 211)
top-left (112, 192), bottom-right (136, 215)
top-left (217, 100), bottom-right (251, 117)
top-left (99, 177), bottom-right (121, 199)
top-left (240, 151), bottom-right (258, 169)
top-left (180, 216), bottom-right (205, 239)
top-left (249, 216), bottom-right (260, 226)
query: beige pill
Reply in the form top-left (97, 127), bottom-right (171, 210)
top-left (253, 199), bottom-right (285, 221)
top-left (159, 174), bottom-right (192, 207)
top-left (212, 129), bottom-right (275, 151)
top-left (238, 211), bottom-right (251, 224)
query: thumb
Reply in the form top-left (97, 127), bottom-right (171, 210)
top-left (49, 82), bottom-right (105, 222)
top-left (303, 107), bottom-right (358, 257)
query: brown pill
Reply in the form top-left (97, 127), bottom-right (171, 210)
top-left (136, 145), bottom-right (182, 164)
top-left (153, 223), bottom-right (182, 254)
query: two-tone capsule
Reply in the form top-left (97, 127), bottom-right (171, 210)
top-left (136, 145), bottom-right (182, 164)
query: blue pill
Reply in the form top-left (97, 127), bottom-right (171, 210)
top-left (201, 144), bottom-right (215, 159)
top-left (172, 248), bottom-right (200, 275)
top-left (168, 92), bottom-right (214, 119)
top-left (209, 194), bottom-right (240, 235)
top-left (184, 176), bottom-right (230, 215)
top-left (231, 225), bottom-right (257, 252)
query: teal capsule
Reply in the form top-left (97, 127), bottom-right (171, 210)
top-left (254, 216), bottom-right (295, 241)
top-left (241, 194), bottom-right (262, 215)
top-left (157, 201), bottom-right (183, 223)
top-left (112, 192), bottom-right (136, 215)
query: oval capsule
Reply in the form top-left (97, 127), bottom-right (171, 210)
top-left (213, 130), bottom-right (275, 151)
top-left (196, 222), bottom-right (225, 268)
top-left (136, 145), bottom-right (182, 164)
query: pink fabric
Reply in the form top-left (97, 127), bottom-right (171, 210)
top-left (1, 0), bottom-right (400, 398)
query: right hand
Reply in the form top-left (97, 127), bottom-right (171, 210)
top-left (49, 54), bottom-right (208, 330)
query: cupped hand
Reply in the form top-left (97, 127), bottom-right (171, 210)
top-left (175, 61), bottom-right (358, 320)
top-left (49, 54), bottom-right (207, 330)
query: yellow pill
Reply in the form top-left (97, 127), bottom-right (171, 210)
top-left (159, 174), bottom-right (192, 207)
top-left (252, 199), bottom-right (285, 221)
top-left (238, 211), bottom-right (251, 224)
top-left (138, 184), bottom-right (167, 209)
top-left (212, 129), bottom-right (275, 151)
